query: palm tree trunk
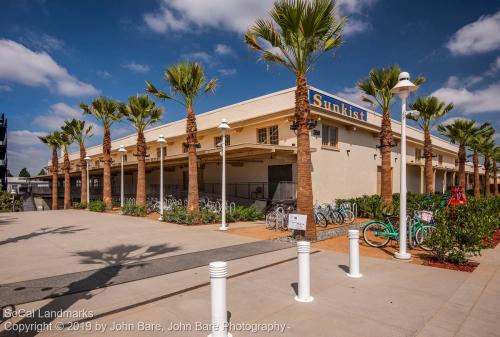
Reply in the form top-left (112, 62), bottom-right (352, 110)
top-left (472, 150), bottom-right (480, 197)
top-left (458, 144), bottom-right (466, 190)
top-left (295, 74), bottom-right (316, 241)
top-left (136, 131), bottom-right (146, 206)
top-left (484, 157), bottom-right (491, 197)
top-left (102, 127), bottom-right (112, 209)
top-left (423, 128), bottom-right (434, 193)
top-left (380, 109), bottom-right (393, 205)
top-left (63, 149), bottom-right (71, 209)
top-left (186, 106), bottom-right (199, 212)
top-left (80, 143), bottom-right (87, 203)
top-left (494, 161), bottom-right (498, 196)
top-left (51, 149), bottom-right (58, 210)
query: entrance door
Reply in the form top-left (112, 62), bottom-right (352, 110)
top-left (268, 164), bottom-right (293, 200)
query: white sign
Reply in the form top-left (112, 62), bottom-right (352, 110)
top-left (288, 213), bottom-right (307, 231)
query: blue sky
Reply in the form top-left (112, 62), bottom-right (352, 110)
top-left (0, 0), bottom-right (499, 175)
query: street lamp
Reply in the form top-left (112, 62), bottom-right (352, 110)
top-left (218, 118), bottom-right (230, 231)
top-left (10, 189), bottom-right (16, 212)
top-left (391, 71), bottom-right (418, 261)
top-left (118, 145), bottom-right (127, 210)
top-left (84, 156), bottom-right (91, 207)
top-left (157, 135), bottom-right (166, 220)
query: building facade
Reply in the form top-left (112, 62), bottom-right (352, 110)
top-left (43, 87), bottom-right (495, 206)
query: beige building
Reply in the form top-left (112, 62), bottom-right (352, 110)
top-left (45, 86), bottom-right (496, 204)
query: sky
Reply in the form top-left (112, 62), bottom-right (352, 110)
top-left (0, 0), bottom-right (499, 176)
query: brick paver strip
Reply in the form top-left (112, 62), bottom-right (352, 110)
top-left (0, 240), bottom-right (293, 307)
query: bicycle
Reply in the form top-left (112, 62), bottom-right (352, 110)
top-left (265, 202), bottom-right (294, 231)
top-left (362, 211), bottom-right (434, 249)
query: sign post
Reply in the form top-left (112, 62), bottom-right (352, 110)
top-left (288, 213), bottom-right (307, 231)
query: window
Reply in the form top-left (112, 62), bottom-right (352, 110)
top-left (214, 135), bottom-right (230, 147)
top-left (257, 125), bottom-right (279, 145)
top-left (321, 124), bottom-right (338, 147)
top-left (123, 154), bottom-right (127, 163)
top-left (438, 155), bottom-right (443, 165)
top-left (76, 179), bottom-right (81, 188)
top-left (156, 147), bottom-right (166, 159)
top-left (415, 149), bottom-right (422, 161)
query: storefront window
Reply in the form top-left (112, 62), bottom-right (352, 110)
top-left (322, 124), bottom-right (338, 147)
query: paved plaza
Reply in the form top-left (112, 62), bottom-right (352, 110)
top-left (0, 211), bottom-right (499, 337)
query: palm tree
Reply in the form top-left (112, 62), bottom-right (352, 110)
top-left (437, 120), bottom-right (490, 191)
top-left (478, 130), bottom-right (496, 197)
top-left (493, 147), bottom-right (500, 196)
top-left (408, 96), bottom-right (453, 193)
top-left (244, 0), bottom-right (344, 240)
top-left (146, 62), bottom-right (216, 212)
top-left (39, 131), bottom-right (63, 210)
top-left (468, 125), bottom-right (494, 197)
top-left (358, 66), bottom-right (424, 205)
top-left (62, 119), bottom-right (93, 204)
top-left (80, 97), bottom-right (121, 209)
top-left (119, 95), bottom-right (164, 206)
top-left (58, 130), bottom-right (74, 209)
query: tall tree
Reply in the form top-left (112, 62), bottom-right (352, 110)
top-left (80, 97), bottom-right (121, 209)
top-left (59, 130), bottom-right (74, 209)
top-left (493, 147), bottom-right (500, 196)
top-left (119, 95), bottom-right (164, 206)
top-left (437, 120), bottom-right (490, 191)
top-left (18, 168), bottom-right (31, 178)
top-left (359, 66), bottom-right (424, 205)
top-left (468, 125), bottom-right (494, 197)
top-left (477, 129), bottom-right (496, 197)
top-left (408, 96), bottom-right (453, 193)
top-left (244, 0), bottom-right (344, 240)
top-left (62, 119), bottom-right (93, 204)
top-left (39, 131), bottom-right (63, 210)
top-left (146, 62), bottom-right (216, 212)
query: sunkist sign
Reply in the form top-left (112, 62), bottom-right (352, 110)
top-left (308, 88), bottom-right (368, 122)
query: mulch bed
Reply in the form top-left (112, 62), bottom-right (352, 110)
top-left (422, 258), bottom-right (479, 273)
top-left (482, 229), bottom-right (500, 248)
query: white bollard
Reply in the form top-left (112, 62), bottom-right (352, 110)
top-left (295, 241), bottom-right (314, 303)
top-left (347, 229), bottom-right (363, 278)
top-left (208, 261), bottom-right (232, 337)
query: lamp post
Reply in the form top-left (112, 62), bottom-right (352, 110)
top-left (218, 119), bottom-right (230, 231)
top-left (391, 71), bottom-right (418, 261)
top-left (11, 189), bottom-right (16, 212)
top-left (157, 135), bottom-right (166, 220)
top-left (84, 156), bottom-right (91, 207)
top-left (118, 145), bottom-right (126, 209)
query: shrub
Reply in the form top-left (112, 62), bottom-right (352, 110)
top-left (227, 204), bottom-right (264, 222)
top-left (426, 196), bottom-right (500, 264)
top-left (121, 202), bottom-right (146, 217)
top-left (0, 191), bottom-right (23, 212)
top-left (88, 200), bottom-right (106, 212)
top-left (163, 206), bottom-right (199, 225)
top-left (73, 202), bottom-right (87, 209)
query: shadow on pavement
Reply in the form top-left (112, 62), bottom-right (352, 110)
top-left (0, 226), bottom-right (87, 246)
top-left (0, 243), bottom-right (180, 337)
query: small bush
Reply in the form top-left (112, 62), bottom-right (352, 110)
top-left (88, 200), bottom-right (106, 212)
top-left (0, 191), bottom-right (23, 212)
top-left (163, 206), bottom-right (199, 225)
top-left (228, 204), bottom-right (264, 222)
top-left (121, 202), bottom-right (146, 217)
top-left (426, 196), bottom-right (499, 264)
top-left (73, 202), bottom-right (87, 209)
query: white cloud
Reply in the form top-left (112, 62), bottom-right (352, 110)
top-left (432, 80), bottom-right (500, 114)
top-left (444, 75), bottom-right (483, 88)
top-left (491, 56), bottom-right (500, 72)
top-left (96, 70), bottom-right (112, 78)
top-left (335, 86), bottom-right (370, 107)
top-left (121, 62), bottom-right (150, 73)
top-left (447, 11), bottom-right (500, 55)
top-left (0, 39), bottom-right (99, 97)
top-left (19, 31), bottom-right (65, 52)
top-left (33, 102), bottom-right (82, 130)
top-left (343, 19), bottom-right (370, 35)
top-left (144, 0), bottom-right (375, 35)
top-left (181, 51), bottom-right (215, 65)
top-left (439, 117), bottom-right (471, 126)
top-left (215, 44), bottom-right (233, 55)
top-left (0, 84), bottom-right (12, 92)
top-left (7, 146), bottom-right (50, 178)
top-left (218, 68), bottom-right (237, 76)
top-left (8, 130), bottom-right (47, 145)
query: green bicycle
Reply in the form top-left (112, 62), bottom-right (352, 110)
top-left (362, 212), bottom-right (435, 250)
